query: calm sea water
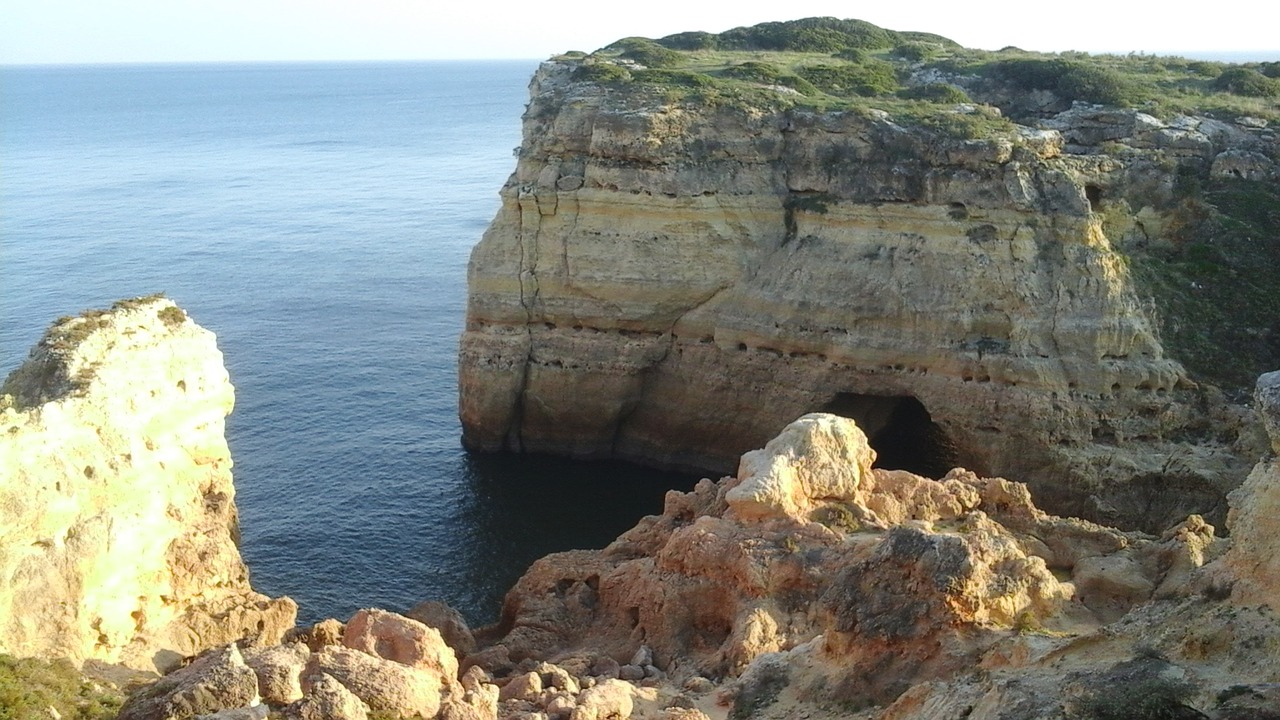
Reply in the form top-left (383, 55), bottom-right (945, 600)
top-left (0, 61), bottom-right (695, 626)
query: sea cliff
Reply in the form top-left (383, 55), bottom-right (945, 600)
top-left (0, 296), bottom-right (295, 672)
top-left (460, 47), bottom-right (1278, 529)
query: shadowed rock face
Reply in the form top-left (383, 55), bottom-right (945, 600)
top-left (0, 297), bottom-right (295, 671)
top-left (459, 61), bottom-right (1259, 529)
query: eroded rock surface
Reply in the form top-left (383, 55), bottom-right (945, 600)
top-left (1223, 371), bottom-right (1280, 610)
top-left (119, 399), bottom-right (1280, 719)
top-left (459, 61), bottom-right (1269, 529)
top-left (0, 297), bottom-right (296, 671)
top-left (470, 410), bottom-right (1279, 719)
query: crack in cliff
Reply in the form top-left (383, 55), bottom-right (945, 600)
top-left (510, 185), bottom-right (541, 452)
top-left (608, 285), bottom-right (733, 455)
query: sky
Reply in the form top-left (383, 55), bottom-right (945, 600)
top-left (2, 0), bottom-right (1277, 65)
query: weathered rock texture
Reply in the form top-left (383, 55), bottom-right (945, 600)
top-left (0, 297), bottom-right (296, 671)
top-left (119, 394), bottom-right (1280, 719)
top-left (1223, 370), bottom-right (1280, 610)
top-left (125, 609), bottom-right (472, 720)
top-left (470, 408), bottom-right (1280, 719)
top-left (459, 61), bottom-right (1273, 528)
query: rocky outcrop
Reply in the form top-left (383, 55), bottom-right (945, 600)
top-left (125, 609), bottom-right (475, 720)
top-left (474, 415), bottom-right (1218, 676)
top-left (459, 61), bottom-right (1272, 528)
top-left (0, 297), bottom-right (296, 671)
top-left (121, 394), bottom-right (1279, 719)
top-left (1222, 371), bottom-right (1280, 610)
top-left (468, 406), bottom-right (1280, 719)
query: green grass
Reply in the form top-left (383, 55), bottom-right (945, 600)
top-left (0, 654), bottom-right (122, 720)
top-left (563, 18), bottom-right (1279, 123)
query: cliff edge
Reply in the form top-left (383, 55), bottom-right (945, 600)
top-left (460, 36), bottom-right (1279, 529)
top-left (0, 296), bottom-right (296, 672)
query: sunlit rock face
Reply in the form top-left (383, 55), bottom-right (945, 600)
top-left (1223, 371), bottom-right (1280, 610)
top-left (0, 297), bottom-right (295, 671)
top-left (459, 61), bottom-right (1255, 528)
top-left (471, 413), bottom-right (1251, 712)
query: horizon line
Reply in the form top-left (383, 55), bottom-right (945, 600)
top-left (3, 48), bottom-right (1278, 69)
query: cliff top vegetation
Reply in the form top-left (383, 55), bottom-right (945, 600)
top-left (557, 17), bottom-right (1279, 128)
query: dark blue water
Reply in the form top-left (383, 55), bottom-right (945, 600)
top-left (0, 62), bottom-right (695, 626)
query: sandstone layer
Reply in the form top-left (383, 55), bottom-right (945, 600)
top-left (459, 61), bottom-right (1275, 529)
top-left (0, 296), bottom-right (296, 671)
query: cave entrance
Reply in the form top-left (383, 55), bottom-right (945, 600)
top-left (820, 393), bottom-right (959, 478)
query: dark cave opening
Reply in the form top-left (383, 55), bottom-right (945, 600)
top-left (1085, 184), bottom-right (1103, 212)
top-left (820, 393), bottom-right (960, 478)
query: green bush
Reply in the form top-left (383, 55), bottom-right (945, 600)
top-left (893, 41), bottom-right (940, 62)
top-left (778, 75), bottom-right (820, 95)
top-left (656, 31), bottom-right (718, 50)
top-left (898, 82), bottom-right (971, 103)
top-left (991, 58), bottom-right (1143, 105)
top-left (607, 37), bottom-right (683, 68)
top-left (573, 63), bottom-right (632, 83)
top-left (722, 61), bottom-right (782, 83)
top-left (632, 69), bottom-right (717, 88)
top-left (908, 108), bottom-right (1014, 139)
top-left (832, 47), bottom-right (868, 63)
top-left (1261, 62), bottom-right (1280, 79)
top-left (717, 17), bottom-right (896, 52)
top-left (1213, 67), bottom-right (1280, 97)
top-left (897, 30), bottom-right (961, 48)
top-left (798, 61), bottom-right (899, 96)
top-left (1186, 59), bottom-right (1225, 77)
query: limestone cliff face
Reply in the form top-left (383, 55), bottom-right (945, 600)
top-left (0, 297), bottom-right (295, 671)
top-left (460, 61), bottom-right (1263, 528)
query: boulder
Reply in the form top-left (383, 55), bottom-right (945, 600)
top-left (342, 608), bottom-right (459, 680)
top-left (287, 618), bottom-right (345, 652)
top-left (285, 673), bottom-right (369, 720)
top-left (726, 413), bottom-right (876, 523)
top-left (305, 646), bottom-right (446, 719)
top-left (407, 600), bottom-right (477, 658)
top-left (117, 645), bottom-right (260, 720)
top-left (499, 671), bottom-right (543, 702)
top-left (244, 642), bottom-right (309, 705)
top-left (570, 679), bottom-right (633, 720)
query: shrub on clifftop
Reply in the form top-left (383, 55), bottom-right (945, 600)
top-left (573, 63), bottom-right (632, 83)
top-left (717, 17), bottom-right (897, 52)
top-left (991, 58), bottom-right (1143, 105)
top-left (606, 37), bottom-right (682, 68)
top-left (798, 61), bottom-right (899, 96)
top-left (1213, 67), bottom-right (1280, 97)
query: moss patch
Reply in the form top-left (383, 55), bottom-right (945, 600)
top-left (0, 654), bottom-right (123, 720)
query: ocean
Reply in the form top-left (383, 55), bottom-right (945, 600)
top-left (0, 61), bottom-right (695, 626)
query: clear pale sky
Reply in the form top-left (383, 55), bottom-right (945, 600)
top-left (2, 0), bottom-right (1277, 65)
